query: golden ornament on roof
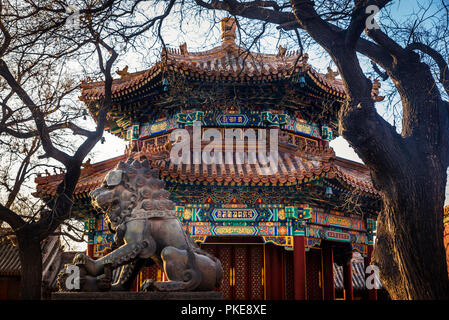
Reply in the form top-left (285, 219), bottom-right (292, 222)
top-left (116, 65), bottom-right (130, 79)
top-left (326, 66), bottom-right (339, 80)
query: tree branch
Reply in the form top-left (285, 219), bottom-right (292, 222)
top-left (407, 42), bottom-right (449, 97)
top-left (0, 6), bottom-right (12, 57)
top-left (345, 0), bottom-right (390, 49)
top-left (0, 204), bottom-right (26, 231)
top-left (0, 59), bottom-right (72, 166)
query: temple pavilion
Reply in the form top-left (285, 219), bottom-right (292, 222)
top-left (34, 18), bottom-right (383, 300)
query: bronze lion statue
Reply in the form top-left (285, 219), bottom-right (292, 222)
top-left (58, 158), bottom-right (222, 292)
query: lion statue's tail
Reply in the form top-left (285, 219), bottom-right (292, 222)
top-left (188, 233), bottom-right (223, 289)
top-left (181, 246), bottom-right (203, 290)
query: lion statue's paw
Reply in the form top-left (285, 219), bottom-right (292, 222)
top-left (140, 279), bottom-right (156, 292)
top-left (73, 252), bottom-right (88, 265)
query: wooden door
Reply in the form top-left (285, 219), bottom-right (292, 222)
top-left (306, 249), bottom-right (323, 300)
top-left (201, 244), bottom-right (264, 300)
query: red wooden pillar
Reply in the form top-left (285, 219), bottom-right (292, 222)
top-left (271, 245), bottom-right (283, 300)
top-left (322, 244), bottom-right (335, 300)
top-left (364, 245), bottom-right (378, 300)
top-left (293, 235), bottom-right (306, 300)
top-left (343, 254), bottom-right (354, 300)
top-left (87, 244), bottom-right (94, 258)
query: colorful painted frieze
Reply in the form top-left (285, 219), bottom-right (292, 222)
top-left (284, 118), bottom-right (321, 139)
top-left (217, 114), bottom-right (249, 126)
top-left (176, 111), bottom-right (204, 125)
top-left (139, 118), bottom-right (177, 139)
top-left (306, 224), bottom-right (370, 245)
top-left (311, 210), bottom-right (366, 232)
top-left (212, 208), bottom-right (258, 221)
top-left (261, 111), bottom-right (288, 126)
top-left (125, 124), bottom-right (140, 141)
top-left (263, 236), bottom-right (293, 249)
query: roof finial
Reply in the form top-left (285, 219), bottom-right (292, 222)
top-left (221, 17), bottom-right (237, 45)
top-left (116, 66), bottom-right (131, 80)
top-left (371, 79), bottom-right (385, 102)
top-left (277, 45), bottom-right (287, 58)
top-left (179, 42), bottom-right (188, 55)
top-left (326, 66), bottom-right (339, 80)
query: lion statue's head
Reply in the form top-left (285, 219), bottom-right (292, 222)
top-left (90, 158), bottom-right (175, 228)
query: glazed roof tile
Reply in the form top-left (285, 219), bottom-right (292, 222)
top-left (0, 241), bottom-right (20, 276)
top-left (79, 33), bottom-right (346, 101)
top-left (34, 146), bottom-right (379, 199)
top-left (0, 232), bottom-right (63, 278)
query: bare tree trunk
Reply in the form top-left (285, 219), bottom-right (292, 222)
top-left (342, 99), bottom-right (449, 299)
top-left (17, 229), bottom-right (42, 300)
top-left (373, 166), bottom-right (449, 299)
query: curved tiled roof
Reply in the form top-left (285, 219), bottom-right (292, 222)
top-left (79, 47), bottom-right (323, 101)
top-left (307, 68), bottom-right (345, 98)
top-left (0, 232), bottom-right (63, 280)
top-left (80, 64), bottom-right (163, 101)
top-left (0, 241), bottom-right (21, 276)
top-left (34, 145), bottom-right (379, 200)
top-left (34, 154), bottom-right (126, 198)
top-left (79, 18), bottom-right (346, 102)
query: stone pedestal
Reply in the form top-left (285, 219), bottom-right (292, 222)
top-left (51, 291), bottom-right (223, 300)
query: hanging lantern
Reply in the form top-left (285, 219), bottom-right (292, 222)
top-left (162, 77), bottom-right (169, 92)
top-left (299, 75), bottom-right (306, 87)
top-left (325, 186), bottom-right (333, 198)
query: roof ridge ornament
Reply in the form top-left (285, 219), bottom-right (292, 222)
top-left (116, 65), bottom-right (131, 80)
top-left (277, 45), bottom-right (287, 58)
top-left (221, 17), bottom-right (237, 45)
top-left (371, 79), bottom-right (385, 102)
top-left (179, 42), bottom-right (188, 56)
top-left (326, 66), bottom-right (339, 80)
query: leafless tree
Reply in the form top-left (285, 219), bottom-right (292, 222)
top-left (0, 0), bottom-right (120, 299)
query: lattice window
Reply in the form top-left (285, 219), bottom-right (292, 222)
top-left (306, 249), bottom-right (323, 300)
top-left (217, 246), bottom-right (232, 300)
top-left (234, 246), bottom-right (248, 300)
top-left (284, 250), bottom-right (295, 300)
top-left (249, 245), bottom-right (264, 300)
